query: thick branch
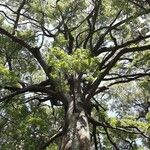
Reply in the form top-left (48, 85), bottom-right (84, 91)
top-left (94, 34), bottom-right (150, 56)
top-left (87, 44), bottom-right (150, 100)
top-left (39, 130), bottom-right (63, 150)
top-left (0, 27), bottom-right (50, 76)
top-left (0, 85), bottom-right (54, 103)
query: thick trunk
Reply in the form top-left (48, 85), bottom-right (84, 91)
top-left (60, 101), bottom-right (91, 150)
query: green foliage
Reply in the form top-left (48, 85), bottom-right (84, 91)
top-left (0, 63), bottom-right (19, 86)
top-left (0, 101), bottom-right (64, 149)
top-left (27, 116), bottom-right (44, 127)
top-left (106, 81), bottom-right (150, 148)
top-left (17, 30), bottom-right (35, 43)
top-left (109, 117), bottom-right (150, 131)
top-left (102, 0), bottom-right (129, 17)
top-left (0, 0), bottom-right (150, 149)
top-left (139, 77), bottom-right (150, 92)
top-left (47, 47), bottom-right (99, 92)
top-left (53, 34), bottom-right (68, 48)
top-left (0, 63), bottom-right (9, 75)
top-left (30, 0), bottom-right (42, 12)
top-left (0, 35), bottom-right (22, 52)
top-left (146, 112), bottom-right (150, 121)
top-left (133, 51), bottom-right (150, 68)
top-left (46, 143), bottom-right (58, 150)
top-left (0, 16), bottom-right (4, 26)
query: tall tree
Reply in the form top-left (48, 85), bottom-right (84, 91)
top-left (0, 0), bottom-right (150, 149)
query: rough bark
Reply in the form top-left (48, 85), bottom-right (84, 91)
top-left (60, 100), bottom-right (91, 150)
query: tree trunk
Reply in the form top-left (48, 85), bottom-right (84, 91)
top-left (60, 100), bottom-right (91, 150)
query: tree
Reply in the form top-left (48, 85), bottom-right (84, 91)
top-left (0, 0), bottom-right (150, 149)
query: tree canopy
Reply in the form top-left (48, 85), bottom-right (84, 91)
top-left (0, 0), bottom-right (150, 149)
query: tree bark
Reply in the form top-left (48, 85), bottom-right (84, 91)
top-left (60, 100), bottom-right (91, 150)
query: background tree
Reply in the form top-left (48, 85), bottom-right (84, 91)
top-left (0, 0), bottom-right (150, 149)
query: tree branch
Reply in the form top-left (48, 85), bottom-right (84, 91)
top-left (0, 27), bottom-right (50, 76)
top-left (39, 129), bottom-right (64, 150)
top-left (87, 44), bottom-right (150, 100)
top-left (12, 0), bottom-right (26, 34)
top-left (103, 73), bottom-right (150, 81)
top-left (0, 85), bottom-right (54, 103)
